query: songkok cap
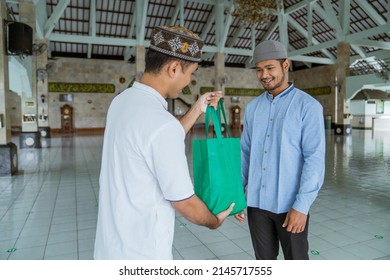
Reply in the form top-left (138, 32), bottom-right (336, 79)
top-left (150, 26), bottom-right (204, 62)
top-left (253, 40), bottom-right (287, 64)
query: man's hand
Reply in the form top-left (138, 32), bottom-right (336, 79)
top-left (209, 202), bottom-right (235, 229)
top-left (234, 211), bottom-right (245, 223)
top-left (197, 91), bottom-right (223, 113)
top-left (282, 208), bottom-right (307, 233)
top-left (215, 202), bottom-right (235, 226)
top-left (172, 197), bottom-right (234, 230)
top-left (179, 91), bottom-right (222, 134)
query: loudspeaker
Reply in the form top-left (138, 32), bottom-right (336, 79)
top-left (7, 22), bottom-right (33, 56)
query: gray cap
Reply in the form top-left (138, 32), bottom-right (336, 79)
top-left (253, 40), bottom-right (287, 64)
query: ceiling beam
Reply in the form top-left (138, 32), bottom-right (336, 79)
top-left (319, 0), bottom-right (342, 40)
top-left (350, 39), bottom-right (390, 50)
top-left (49, 33), bottom-right (139, 46)
top-left (347, 23), bottom-right (390, 41)
top-left (261, 21), bottom-right (278, 42)
top-left (289, 55), bottom-right (334, 64)
top-left (124, 2), bottom-right (137, 61)
top-left (199, 5), bottom-right (216, 39)
top-left (215, 0), bottom-right (234, 52)
top-left (221, 1), bottom-right (235, 50)
top-left (44, 0), bottom-right (70, 39)
top-left (284, 0), bottom-right (318, 15)
top-left (87, 0), bottom-right (96, 59)
top-left (355, 0), bottom-right (386, 26)
top-left (227, 24), bottom-right (246, 47)
top-left (187, 0), bottom-right (217, 4)
top-left (135, 0), bottom-right (148, 45)
top-left (339, 0), bottom-right (350, 37)
top-left (313, 1), bottom-right (366, 57)
top-left (287, 14), bottom-right (334, 59)
top-left (351, 49), bottom-right (389, 62)
top-left (388, 0), bottom-right (390, 23)
top-left (307, 2), bottom-right (313, 47)
top-left (169, 0), bottom-right (181, 25)
top-left (34, 0), bottom-right (46, 39)
top-left (243, 25), bottom-right (256, 68)
top-left (11, 0), bottom-right (387, 68)
top-left (289, 39), bottom-right (339, 57)
top-left (278, 7), bottom-right (288, 46)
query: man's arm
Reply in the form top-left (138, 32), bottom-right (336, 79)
top-left (179, 91), bottom-right (222, 134)
top-left (292, 101), bottom-right (326, 214)
top-left (171, 195), bottom-right (234, 229)
top-left (284, 101), bottom-right (325, 233)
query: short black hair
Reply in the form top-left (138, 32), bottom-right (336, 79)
top-left (145, 49), bottom-right (195, 74)
top-left (278, 59), bottom-right (287, 66)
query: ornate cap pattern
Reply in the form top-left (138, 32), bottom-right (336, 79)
top-left (150, 26), bottom-right (204, 62)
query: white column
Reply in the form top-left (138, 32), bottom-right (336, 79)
top-left (0, 0), bottom-right (11, 143)
top-left (19, 2), bottom-right (42, 147)
top-left (0, 0), bottom-right (18, 176)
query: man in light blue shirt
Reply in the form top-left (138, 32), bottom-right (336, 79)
top-left (235, 40), bottom-right (325, 260)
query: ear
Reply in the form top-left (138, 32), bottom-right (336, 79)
top-left (283, 59), bottom-right (290, 72)
top-left (166, 60), bottom-right (181, 79)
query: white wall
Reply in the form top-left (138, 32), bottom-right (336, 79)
top-left (350, 100), bottom-right (390, 129)
top-left (350, 100), bottom-right (366, 114)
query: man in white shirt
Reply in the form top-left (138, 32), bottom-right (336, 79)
top-left (94, 26), bottom-right (234, 260)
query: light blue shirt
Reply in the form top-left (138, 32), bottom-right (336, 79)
top-left (241, 84), bottom-right (325, 214)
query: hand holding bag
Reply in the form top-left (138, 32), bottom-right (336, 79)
top-left (192, 99), bottom-right (246, 215)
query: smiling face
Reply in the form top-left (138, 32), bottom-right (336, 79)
top-left (255, 59), bottom-right (290, 97)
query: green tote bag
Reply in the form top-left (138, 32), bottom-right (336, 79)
top-left (192, 100), bottom-right (246, 215)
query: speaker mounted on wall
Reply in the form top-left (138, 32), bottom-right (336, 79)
top-left (6, 21), bottom-right (33, 56)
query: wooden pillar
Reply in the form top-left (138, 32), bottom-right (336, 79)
top-left (135, 46), bottom-right (145, 81)
top-left (334, 41), bottom-right (352, 135)
top-left (214, 52), bottom-right (226, 92)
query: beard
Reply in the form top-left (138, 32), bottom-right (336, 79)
top-left (262, 71), bottom-right (286, 92)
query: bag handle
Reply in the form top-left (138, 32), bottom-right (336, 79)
top-left (205, 99), bottom-right (230, 139)
top-left (218, 99), bottom-right (231, 138)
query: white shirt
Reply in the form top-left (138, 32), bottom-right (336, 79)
top-left (94, 82), bottom-right (194, 259)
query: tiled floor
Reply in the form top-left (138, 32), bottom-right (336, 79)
top-left (0, 129), bottom-right (389, 260)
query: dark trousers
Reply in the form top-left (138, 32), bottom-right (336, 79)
top-left (247, 207), bottom-right (309, 260)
